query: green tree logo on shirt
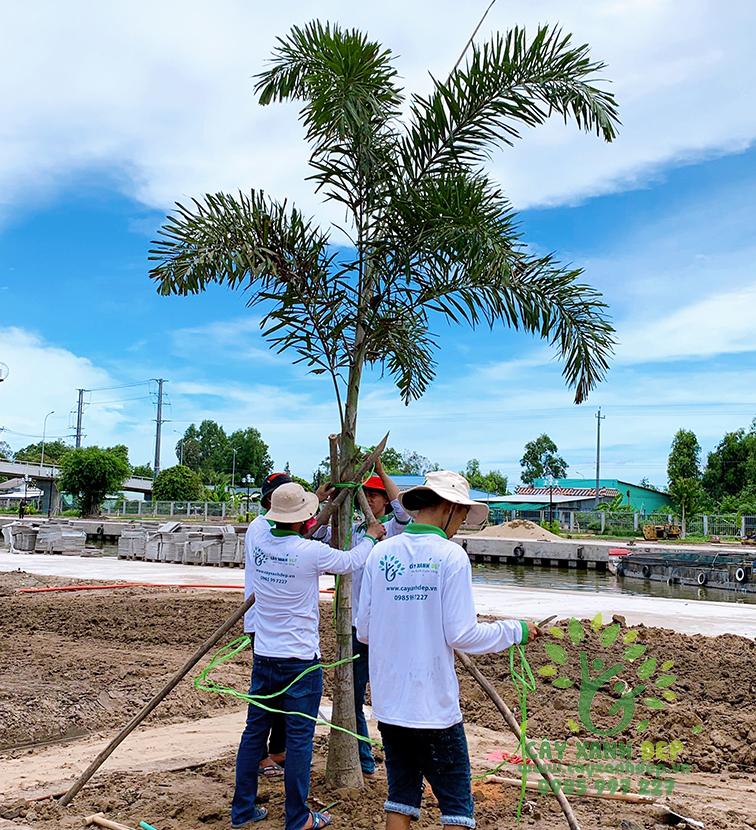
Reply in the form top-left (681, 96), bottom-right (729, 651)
top-left (253, 547), bottom-right (268, 567)
top-left (379, 554), bottom-right (405, 582)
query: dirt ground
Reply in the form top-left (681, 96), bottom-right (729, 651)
top-left (1, 570), bottom-right (755, 829)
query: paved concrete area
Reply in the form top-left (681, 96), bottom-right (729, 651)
top-left (2, 550), bottom-right (755, 638)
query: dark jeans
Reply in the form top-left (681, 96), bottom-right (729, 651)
top-left (352, 628), bottom-right (375, 773)
top-left (232, 655), bottom-right (323, 830)
top-left (378, 721), bottom-right (475, 828)
top-left (249, 634), bottom-right (286, 757)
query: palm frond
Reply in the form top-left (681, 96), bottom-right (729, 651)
top-left (402, 25), bottom-right (620, 181)
top-left (381, 170), bottom-right (614, 403)
top-left (366, 305), bottom-right (438, 403)
top-left (148, 190), bottom-right (331, 297)
top-left (255, 21), bottom-right (402, 144)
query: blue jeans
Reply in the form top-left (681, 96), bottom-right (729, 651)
top-left (378, 721), bottom-right (475, 827)
top-left (249, 634), bottom-right (287, 757)
top-left (352, 628), bottom-right (375, 774)
top-left (232, 655), bottom-right (323, 830)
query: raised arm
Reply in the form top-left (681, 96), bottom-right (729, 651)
top-left (375, 457), bottom-right (412, 526)
top-left (441, 554), bottom-right (528, 653)
top-left (315, 522), bottom-right (386, 575)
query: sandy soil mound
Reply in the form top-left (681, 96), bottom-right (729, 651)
top-left (474, 519), bottom-right (562, 541)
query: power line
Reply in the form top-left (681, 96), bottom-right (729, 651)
top-left (85, 395), bottom-right (154, 406)
top-left (84, 380), bottom-right (153, 393)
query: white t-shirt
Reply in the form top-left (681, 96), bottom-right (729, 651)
top-left (250, 529), bottom-right (377, 659)
top-left (355, 524), bottom-right (527, 729)
top-left (314, 498), bottom-right (411, 624)
top-left (243, 514), bottom-right (273, 633)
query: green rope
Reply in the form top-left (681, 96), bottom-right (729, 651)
top-left (194, 635), bottom-right (381, 748)
top-left (508, 644), bottom-right (537, 820)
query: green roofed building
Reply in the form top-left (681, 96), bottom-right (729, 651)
top-left (519, 478), bottom-right (670, 513)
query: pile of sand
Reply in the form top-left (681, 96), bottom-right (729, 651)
top-left (474, 518), bottom-right (561, 541)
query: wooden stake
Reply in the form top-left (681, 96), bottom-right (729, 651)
top-left (60, 593), bottom-right (256, 807)
top-left (84, 813), bottom-right (138, 830)
top-left (307, 433), bottom-right (389, 537)
top-left (455, 651), bottom-right (582, 830)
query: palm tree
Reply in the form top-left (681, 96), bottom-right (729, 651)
top-left (149, 20), bottom-right (619, 787)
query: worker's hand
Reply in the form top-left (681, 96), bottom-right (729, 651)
top-left (525, 621), bottom-right (540, 642)
top-left (366, 521), bottom-right (386, 541)
top-left (374, 456), bottom-right (385, 473)
top-left (316, 482), bottom-right (336, 503)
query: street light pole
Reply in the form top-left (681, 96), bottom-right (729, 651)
top-left (231, 449), bottom-right (237, 490)
top-left (40, 410), bottom-right (55, 474)
top-left (243, 474), bottom-right (253, 522)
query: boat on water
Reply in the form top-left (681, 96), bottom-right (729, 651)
top-left (612, 546), bottom-right (756, 593)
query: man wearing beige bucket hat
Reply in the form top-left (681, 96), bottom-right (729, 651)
top-left (356, 471), bottom-right (539, 830)
top-left (232, 481), bottom-right (385, 830)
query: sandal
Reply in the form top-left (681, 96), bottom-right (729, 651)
top-left (302, 811), bottom-right (332, 829)
top-left (258, 761), bottom-right (284, 778)
top-left (231, 805), bottom-right (268, 827)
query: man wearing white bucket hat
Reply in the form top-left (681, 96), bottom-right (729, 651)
top-left (356, 471), bottom-right (539, 830)
top-left (232, 481), bottom-right (385, 830)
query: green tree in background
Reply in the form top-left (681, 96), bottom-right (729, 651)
top-left (58, 446), bottom-right (131, 516)
top-left (228, 427), bottom-right (273, 485)
top-left (153, 465), bottom-right (205, 501)
top-left (667, 429), bottom-right (705, 536)
top-left (14, 440), bottom-right (73, 465)
top-left (702, 420), bottom-right (756, 502)
top-left (131, 463), bottom-right (154, 478)
top-left (0, 440), bottom-right (13, 460)
top-left (463, 459), bottom-right (509, 495)
top-left (520, 434), bottom-right (568, 485)
top-left (177, 420), bottom-right (272, 485)
top-left (668, 429), bottom-right (701, 482)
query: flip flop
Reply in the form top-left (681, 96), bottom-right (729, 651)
top-left (303, 811), bottom-right (332, 829)
top-left (258, 761), bottom-right (284, 778)
top-left (231, 805), bottom-right (268, 827)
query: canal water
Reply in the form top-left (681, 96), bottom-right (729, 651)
top-left (469, 561), bottom-right (756, 605)
top-left (87, 539), bottom-right (755, 606)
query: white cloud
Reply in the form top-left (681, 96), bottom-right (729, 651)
top-left (0, 326), bottom-right (122, 446)
top-left (1, 0), bottom-right (755, 225)
top-left (616, 284), bottom-right (756, 363)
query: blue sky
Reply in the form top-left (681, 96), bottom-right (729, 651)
top-left (1, 0), bottom-right (756, 487)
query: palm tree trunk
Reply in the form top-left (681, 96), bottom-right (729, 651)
top-left (325, 354), bottom-right (366, 789)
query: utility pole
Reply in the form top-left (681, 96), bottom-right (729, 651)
top-left (595, 407), bottom-right (606, 507)
top-left (75, 389), bottom-right (85, 448)
top-left (153, 379), bottom-right (166, 476)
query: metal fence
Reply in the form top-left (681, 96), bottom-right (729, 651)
top-left (486, 509), bottom-right (754, 538)
top-left (100, 499), bottom-right (260, 520)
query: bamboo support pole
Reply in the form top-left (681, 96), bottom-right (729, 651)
top-left (455, 651), bottom-right (582, 830)
top-left (59, 593), bottom-right (256, 807)
top-left (307, 433), bottom-right (388, 537)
